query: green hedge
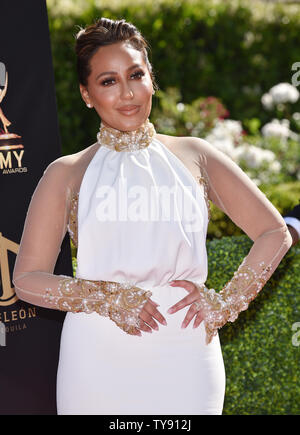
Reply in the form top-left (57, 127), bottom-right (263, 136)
top-left (206, 235), bottom-right (300, 415)
top-left (207, 181), bottom-right (300, 239)
top-left (47, 0), bottom-right (300, 156)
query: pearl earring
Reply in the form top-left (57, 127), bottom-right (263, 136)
top-left (87, 103), bottom-right (92, 108)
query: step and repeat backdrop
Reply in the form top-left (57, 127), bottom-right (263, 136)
top-left (0, 0), bottom-right (73, 414)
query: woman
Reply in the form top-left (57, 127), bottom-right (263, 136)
top-left (12, 18), bottom-right (292, 415)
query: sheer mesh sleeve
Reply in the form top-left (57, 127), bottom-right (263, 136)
top-left (12, 159), bottom-right (152, 336)
top-left (193, 138), bottom-right (292, 344)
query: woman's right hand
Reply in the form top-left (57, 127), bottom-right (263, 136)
top-left (108, 285), bottom-right (167, 336)
top-left (134, 299), bottom-right (167, 335)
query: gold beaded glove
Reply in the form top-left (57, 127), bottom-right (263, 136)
top-left (193, 224), bottom-right (291, 345)
top-left (43, 277), bottom-right (152, 335)
top-left (194, 260), bottom-right (273, 344)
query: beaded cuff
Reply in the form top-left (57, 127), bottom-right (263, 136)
top-left (44, 276), bottom-right (152, 335)
top-left (197, 169), bottom-right (211, 221)
top-left (67, 192), bottom-right (78, 248)
top-left (195, 260), bottom-right (272, 344)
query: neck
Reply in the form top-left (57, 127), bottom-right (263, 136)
top-left (97, 119), bottom-right (156, 152)
top-left (101, 121), bottom-right (147, 133)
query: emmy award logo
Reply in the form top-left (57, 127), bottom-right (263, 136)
top-left (0, 62), bottom-right (23, 151)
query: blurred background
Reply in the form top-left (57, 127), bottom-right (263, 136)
top-left (46, 0), bottom-right (300, 240)
top-left (46, 0), bottom-right (300, 415)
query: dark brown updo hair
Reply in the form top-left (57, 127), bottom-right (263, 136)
top-left (75, 18), bottom-right (158, 89)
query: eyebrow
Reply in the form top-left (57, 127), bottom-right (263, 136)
top-left (95, 64), bottom-right (143, 81)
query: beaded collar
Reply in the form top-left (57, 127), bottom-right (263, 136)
top-left (97, 119), bottom-right (156, 152)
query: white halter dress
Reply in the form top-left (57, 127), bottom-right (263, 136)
top-left (56, 134), bottom-right (226, 415)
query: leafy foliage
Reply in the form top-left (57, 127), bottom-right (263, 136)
top-left (47, 0), bottom-right (300, 156)
top-left (207, 181), bottom-right (300, 239)
top-left (206, 235), bottom-right (300, 415)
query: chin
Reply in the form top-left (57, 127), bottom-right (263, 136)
top-left (100, 103), bottom-right (152, 131)
top-left (111, 110), bottom-right (150, 131)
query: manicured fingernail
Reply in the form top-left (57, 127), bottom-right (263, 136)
top-left (167, 308), bottom-right (173, 314)
top-left (181, 323), bottom-right (186, 329)
top-left (162, 319), bottom-right (167, 325)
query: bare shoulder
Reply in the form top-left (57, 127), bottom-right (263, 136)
top-left (155, 133), bottom-right (214, 166)
top-left (45, 142), bottom-right (100, 178)
top-left (49, 142), bottom-right (99, 168)
top-left (155, 133), bottom-right (215, 182)
top-left (155, 133), bottom-right (211, 154)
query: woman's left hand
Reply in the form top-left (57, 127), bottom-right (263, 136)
top-left (167, 280), bottom-right (204, 329)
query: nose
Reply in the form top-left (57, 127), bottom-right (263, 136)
top-left (120, 81), bottom-right (134, 100)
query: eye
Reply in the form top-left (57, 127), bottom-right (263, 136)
top-left (100, 77), bottom-right (115, 86)
top-left (131, 70), bottom-right (145, 79)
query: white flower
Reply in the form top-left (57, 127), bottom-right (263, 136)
top-left (233, 144), bottom-right (278, 169)
top-left (208, 119), bottom-right (243, 139)
top-left (269, 82), bottom-right (299, 104)
top-left (292, 112), bottom-right (300, 121)
top-left (261, 119), bottom-right (291, 140)
top-left (269, 161), bottom-right (281, 173)
top-left (221, 119), bottom-right (243, 137)
top-left (205, 136), bottom-right (236, 158)
top-left (204, 119), bottom-right (243, 158)
top-left (176, 103), bottom-right (185, 112)
top-left (261, 93), bottom-right (274, 110)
